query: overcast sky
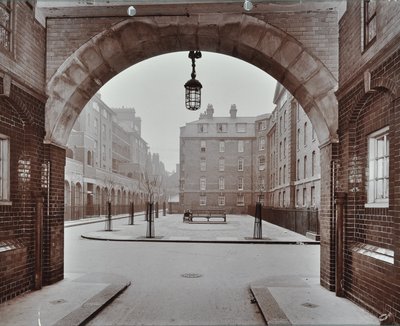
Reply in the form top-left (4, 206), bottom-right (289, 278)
top-left (99, 51), bottom-right (277, 172)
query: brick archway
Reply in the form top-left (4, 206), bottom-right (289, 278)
top-left (45, 14), bottom-right (338, 147)
top-left (45, 13), bottom-right (339, 290)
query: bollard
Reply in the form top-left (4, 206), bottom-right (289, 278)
top-left (163, 201), bottom-right (166, 216)
top-left (155, 202), bottom-right (159, 218)
top-left (253, 202), bottom-right (262, 239)
top-left (129, 201), bottom-right (135, 225)
top-left (146, 202), bottom-right (155, 238)
top-left (105, 201), bottom-right (112, 231)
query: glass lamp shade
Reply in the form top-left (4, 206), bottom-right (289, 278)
top-left (184, 78), bottom-right (202, 111)
top-left (243, 0), bottom-right (253, 11)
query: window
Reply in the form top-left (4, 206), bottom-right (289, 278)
top-left (218, 195), bottom-right (225, 206)
top-left (296, 189), bottom-right (300, 206)
top-left (219, 141), bottom-right (225, 153)
top-left (258, 156), bottom-right (265, 171)
top-left (297, 159), bottom-right (300, 180)
top-left (217, 123), bottom-right (227, 133)
top-left (258, 120), bottom-right (266, 131)
top-left (311, 186), bottom-right (316, 207)
top-left (219, 177), bottom-right (225, 190)
top-left (363, 0), bottom-right (377, 50)
top-left (200, 195), bottom-right (207, 206)
top-left (237, 194), bottom-right (245, 206)
top-left (93, 102), bottom-right (99, 112)
top-left (279, 167), bottom-right (282, 185)
top-left (259, 137), bottom-right (265, 151)
top-left (198, 123), bottom-right (208, 133)
top-left (279, 142), bottom-right (282, 160)
top-left (303, 188), bottom-right (307, 206)
top-left (238, 177), bottom-right (244, 190)
top-left (304, 122), bottom-right (307, 146)
top-left (236, 123), bottom-right (246, 133)
top-left (279, 116), bottom-right (282, 135)
top-left (238, 140), bottom-right (244, 153)
top-left (367, 127), bottom-right (389, 206)
top-left (283, 111), bottom-right (287, 130)
top-left (200, 140), bottom-right (206, 152)
top-left (0, 2), bottom-right (12, 52)
top-left (200, 177), bottom-right (206, 191)
top-left (200, 157), bottom-right (206, 172)
top-left (304, 155), bottom-right (307, 179)
top-left (102, 124), bottom-right (106, 138)
top-left (282, 191), bottom-right (286, 207)
top-left (0, 136), bottom-right (10, 201)
top-left (312, 151), bottom-right (316, 176)
top-left (219, 158), bottom-right (225, 172)
top-left (297, 128), bottom-right (300, 150)
top-left (312, 127), bottom-right (316, 141)
top-left (283, 165), bottom-right (286, 184)
top-left (283, 138), bottom-right (287, 158)
top-left (238, 157), bottom-right (244, 171)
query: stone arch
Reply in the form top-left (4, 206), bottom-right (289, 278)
top-left (45, 14), bottom-right (338, 147)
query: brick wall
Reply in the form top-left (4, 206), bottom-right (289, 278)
top-left (337, 47), bottom-right (400, 322)
top-left (0, 78), bottom-right (46, 303)
top-left (0, 2), bottom-right (46, 93)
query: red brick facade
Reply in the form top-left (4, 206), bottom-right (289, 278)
top-left (0, 77), bottom-right (46, 303)
top-left (337, 1), bottom-right (400, 320)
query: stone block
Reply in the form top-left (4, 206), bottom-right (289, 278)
top-left (273, 38), bottom-right (303, 69)
top-left (288, 50), bottom-right (320, 84)
top-left (303, 68), bottom-right (337, 99)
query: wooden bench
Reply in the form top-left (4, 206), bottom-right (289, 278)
top-left (183, 209), bottom-right (226, 223)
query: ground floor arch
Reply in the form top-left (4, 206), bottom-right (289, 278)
top-left (42, 13), bottom-right (339, 295)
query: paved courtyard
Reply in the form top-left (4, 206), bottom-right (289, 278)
top-left (79, 213), bottom-right (315, 243)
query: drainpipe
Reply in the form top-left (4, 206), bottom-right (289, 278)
top-left (335, 191), bottom-right (346, 297)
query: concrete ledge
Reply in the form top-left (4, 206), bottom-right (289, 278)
top-left (250, 286), bottom-right (291, 326)
top-left (53, 280), bottom-right (131, 326)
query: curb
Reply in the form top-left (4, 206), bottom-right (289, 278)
top-left (81, 233), bottom-right (320, 245)
top-left (53, 280), bottom-right (131, 326)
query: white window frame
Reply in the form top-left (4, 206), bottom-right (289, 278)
top-left (237, 194), bottom-right (245, 206)
top-left (238, 176), bottom-right (244, 191)
top-left (217, 123), bottom-right (227, 133)
top-left (258, 156), bottom-right (265, 171)
top-left (198, 123), bottom-right (208, 133)
top-left (219, 140), bottom-right (225, 153)
top-left (259, 137), bottom-right (265, 151)
top-left (218, 195), bottom-right (225, 206)
top-left (219, 158), bottom-right (225, 172)
top-left (238, 157), bottom-right (244, 172)
top-left (200, 140), bottom-right (206, 152)
top-left (0, 135), bottom-right (10, 203)
top-left (200, 177), bottom-right (206, 191)
top-left (200, 195), bottom-right (207, 206)
top-left (366, 126), bottom-right (389, 207)
top-left (200, 157), bottom-right (206, 172)
top-left (219, 177), bottom-right (225, 190)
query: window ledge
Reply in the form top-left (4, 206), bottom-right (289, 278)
top-left (0, 201), bottom-right (12, 206)
top-left (365, 202), bottom-right (388, 208)
top-left (352, 243), bottom-right (394, 264)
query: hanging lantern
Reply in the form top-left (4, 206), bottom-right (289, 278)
top-left (184, 50), bottom-right (202, 111)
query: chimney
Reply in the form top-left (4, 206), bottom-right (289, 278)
top-left (230, 104), bottom-right (237, 118)
top-left (206, 104), bottom-right (214, 119)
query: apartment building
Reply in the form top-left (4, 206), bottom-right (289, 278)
top-left (267, 83), bottom-right (321, 209)
top-left (180, 104), bottom-right (257, 214)
top-left (65, 94), bottom-right (168, 220)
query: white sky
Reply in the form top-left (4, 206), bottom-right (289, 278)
top-left (99, 51), bottom-right (277, 172)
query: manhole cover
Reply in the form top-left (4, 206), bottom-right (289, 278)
top-left (50, 299), bottom-right (66, 305)
top-left (301, 302), bottom-right (319, 308)
top-left (181, 273), bottom-right (202, 278)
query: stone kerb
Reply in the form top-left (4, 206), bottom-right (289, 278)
top-left (45, 13), bottom-right (338, 147)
